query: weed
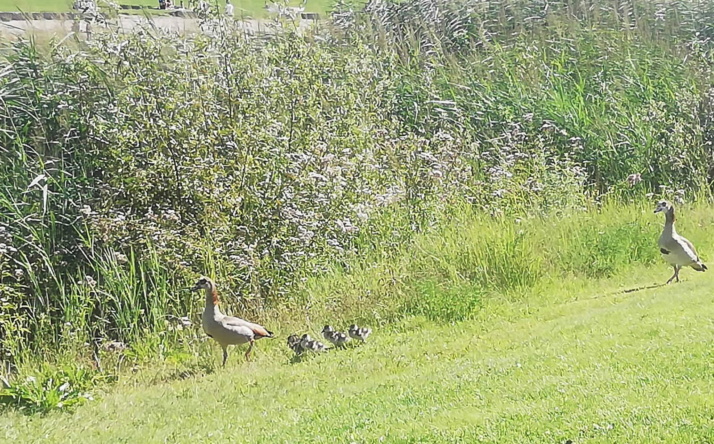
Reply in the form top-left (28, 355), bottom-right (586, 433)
top-left (0, 364), bottom-right (111, 414)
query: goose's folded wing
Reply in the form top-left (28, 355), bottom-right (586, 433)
top-left (247, 322), bottom-right (273, 338)
top-left (221, 317), bottom-right (255, 337)
top-left (223, 316), bottom-right (273, 338)
top-left (664, 236), bottom-right (700, 262)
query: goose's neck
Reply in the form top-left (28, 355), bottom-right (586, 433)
top-left (663, 207), bottom-right (676, 235)
top-left (204, 286), bottom-right (222, 316)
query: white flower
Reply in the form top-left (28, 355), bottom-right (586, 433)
top-left (113, 252), bottom-right (129, 264)
top-left (83, 276), bottom-right (97, 288)
top-left (308, 172), bottom-right (328, 182)
top-left (626, 173), bottom-right (642, 186)
top-left (0, 244), bottom-right (17, 255)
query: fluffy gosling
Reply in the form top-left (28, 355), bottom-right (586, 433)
top-left (348, 324), bottom-right (372, 343)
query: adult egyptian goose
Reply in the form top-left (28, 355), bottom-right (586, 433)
top-left (654, 200), bottom-right (707, 284)
top-left (191, 277), bottom-right (274, 366)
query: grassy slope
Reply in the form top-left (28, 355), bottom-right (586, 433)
top-left (0, 0), bottom-right (71, 12)
top-left (2, 263), bottom-right (714, 442)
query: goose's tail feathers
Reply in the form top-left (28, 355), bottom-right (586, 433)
top-left (692, 262), bottom-right (707, 272)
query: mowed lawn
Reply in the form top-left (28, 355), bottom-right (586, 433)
top-left (0, 0), bottom-right (335, 15)
top-left (0, 0), bottom-right (72, 12)
top-left (2, 265), bottom-right (714, 443)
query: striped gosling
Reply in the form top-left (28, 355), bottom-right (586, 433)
top-left (654, 200), bottom-right (707, 284)
top-left (300, 334), bottom-right (328, 352)
top-left (287, 334), bottom-right (304, 355)
top-left (348, 324), bottom-right (372, 343)
top-left (321, 325), bottom-right (350, 347)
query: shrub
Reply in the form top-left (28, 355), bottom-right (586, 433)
top-left (0, 364), bottom-right (109, 414)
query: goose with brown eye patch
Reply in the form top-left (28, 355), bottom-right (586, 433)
top-left (654, 201), bottom-right (707, 284)
top-left (191, 276), bottom-right (274, 367)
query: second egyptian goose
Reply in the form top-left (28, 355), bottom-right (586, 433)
top-left (654, 200), bottom-right (707, 284)
top-left (191, 277), bottom-right (274, 366)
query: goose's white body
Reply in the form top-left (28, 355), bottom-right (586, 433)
top-left (658, 228), bottom-right (700, 268)
top-left (202, 306), bottom-right (268, 348)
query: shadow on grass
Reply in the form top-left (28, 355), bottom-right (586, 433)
top-left (621, 283), bottom-right (667, 294)
top-left (587, 283), bottom-right (667, 301)
top-left (288, 344), bottom-right (361, 364)
top-left (159, 363), bottom-right (215, 383)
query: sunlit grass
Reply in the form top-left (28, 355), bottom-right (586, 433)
top-left (0, 0), bottom-right (71, 12)
top-left (2, 260), bottom-right (713, 442)
top-left (3, 201), bottom-right (712, 424)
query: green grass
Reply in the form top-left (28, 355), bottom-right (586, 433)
top-left (0, 0), bottom-right (335, 15)
top-left (2, 202), bottom-right (713, 442)
top-left (2, 267), bottom-right (713, 442)
top-left (0, 0), bottom-right (72, 12)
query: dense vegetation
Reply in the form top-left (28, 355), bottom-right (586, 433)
top-left (4, 238), bottom-right (714, 441)
top-left (1, 0), bottom-right (713, 411)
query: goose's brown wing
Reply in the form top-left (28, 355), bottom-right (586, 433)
top-left (248, 323), bottom-right (273, 338)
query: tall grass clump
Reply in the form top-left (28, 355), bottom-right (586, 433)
top-left (302, 200), bottom-right (713, 325)
top-left (337, 0), bottom-right (714, 194)
top-left (0, 0), bottom-right (713, 406)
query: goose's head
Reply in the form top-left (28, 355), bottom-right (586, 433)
top-left (321, 325), bottom-right (335, 334)
top-left (190, 276), bottom-right (214, 292)
top-left (654, 200), bottom-right (672, 214)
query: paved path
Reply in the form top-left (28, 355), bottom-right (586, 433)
top-left (0, 15), bottom-right (317, 38)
